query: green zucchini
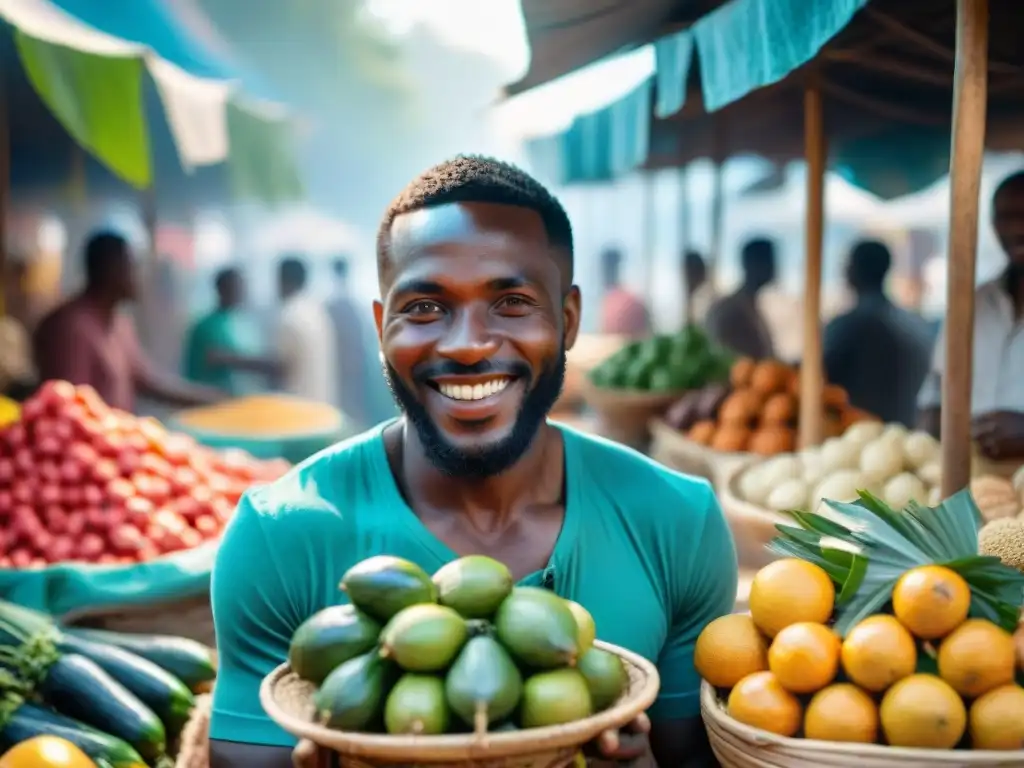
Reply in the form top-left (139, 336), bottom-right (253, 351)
top-left (40, 653), bottom-right (166, 762)
top-left (0, 701), bottom-right (147, 768)
top-left (58, 634), bottom-right (195, 737)
top-left (64, 627), bottom-right (216, 689)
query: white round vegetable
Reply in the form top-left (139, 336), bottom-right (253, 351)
top-left (902, 431), bottom-right (939, 471)
top-left (737, 465), bottom-right (772, 506)
top-left (821, 438), bottom-right (860, 473)
top-left (881, 423), bottom-right (909, 444)
top-left (801, 453), bottom-right (827, 489)
top-left (766, 479), bottom-right (809, 512)
top-left (927, 486), bottom-right (943, 506)
top-left (917, 460), bottom-right (942, 487)
top-left (760, 455), bottom-right (803, 484)
top-left (811, 470), bottom-right (866, 513)
top-left (842, 420), bottom-right (884, 448)
top-left (859, 436), bottom-right (905, 484)
top-left (882, 472), bottom-right (928, 510)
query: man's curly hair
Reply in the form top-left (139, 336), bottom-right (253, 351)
top-left (376, 155), bottom-right (574, 281)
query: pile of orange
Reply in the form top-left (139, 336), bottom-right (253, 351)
top-left (695, 558), bottom-right (1024, 750)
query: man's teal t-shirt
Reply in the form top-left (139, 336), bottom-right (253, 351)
top-left (182, 310), bottom-right (262, 395)
top-left (209, 423), bottom-right (739, 747)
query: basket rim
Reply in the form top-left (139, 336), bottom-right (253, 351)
top-left (260, 640), bottom-right (660, 761)
top-left (718, 460), bottom-right (791, 525)
top-left (647, 418), bottom-right (754, 461)
top-left (701, 681), bottom-right (1024, 762)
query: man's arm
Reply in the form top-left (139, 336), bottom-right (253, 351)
top-left (126, 319), bottom-right (223, 407)
top-left (205, 348), bottom-right (283, 377)
top-left (649, 479), bottom-right (738, 767)
top-left (209, 491), bottom-right (312, 768)
top-left (822, 315), bottom-right (853, 391)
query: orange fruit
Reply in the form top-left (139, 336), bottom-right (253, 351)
top-left (749, 558), bottom-right (835, 638)
top-left (841, 615), bottom-right (917, 692)
top-left (0, 736), bottom-right (97, 768)
top-left (880, 674), bottom-right (966, 749)
top-left (767, 622), bottom-right (840, 694)
top-left (694, 614), bottom-right (768, 688)
top-left (891, 565), bottom-right (970, 639)
top-left (727, 671), bottom-right (802, 737)
top-left (969, 684), bottom-right (1024, 750)
top-left (937, 618), bottom-right (1016, 698)
top-left (804, 683), bottom-right (879, 744)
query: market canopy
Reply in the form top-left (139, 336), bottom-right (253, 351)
top-left (525, 0), bottom-right (1024, 199)
top-left (0, 0), bottom-right (301, 202)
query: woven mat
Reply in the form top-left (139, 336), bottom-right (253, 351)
top-left (175, 694), bottom-right (212, 768)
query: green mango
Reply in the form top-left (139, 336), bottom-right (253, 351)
top-left (289, 604), bottom-right (381, 685)
top-left (340, 556), bottom-right (436, 622)
top-left (313, 651), bottom-right (390, 731)
top-left (520, 669), bottom-right (593, 728)
top-left (563, 600), bottom-right (595, 656)
top-left (577, 647), bottom-right (627, 711)
top-left (383, 674), bottom-right (450, 735)
top-left (445, 635), bottom-right (522, 731)
top-left (494, 587), bottom-right (579, 669)
top-left (433, 555), bottom-right (514, 619)
top-left (380, 604), bottom-right (468, 672)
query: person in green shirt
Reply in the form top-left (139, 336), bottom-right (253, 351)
top-left (182, 267), bottom-right (279, 394)
top-left (209, 156), bottom-right (738, 768)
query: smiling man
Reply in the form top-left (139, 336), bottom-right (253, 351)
top-left (208, 156), bottom-right (737, 768)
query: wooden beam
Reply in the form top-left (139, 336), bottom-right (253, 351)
top-left (941, 0), bottom-right (988, 498)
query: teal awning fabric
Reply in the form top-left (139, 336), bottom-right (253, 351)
top-left (0, 0), bottom-right (301, 203)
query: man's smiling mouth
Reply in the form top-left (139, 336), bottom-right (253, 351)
top-left (431, 376), bottom-right (514, 401)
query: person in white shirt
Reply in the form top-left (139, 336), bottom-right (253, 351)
top-left (918, 171), bottom-right (1024, 460)
top-left (275, 256), bottom-right (337, 402)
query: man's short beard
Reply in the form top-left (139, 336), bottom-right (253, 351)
top-left (383, 349), bottom-right (566, 479)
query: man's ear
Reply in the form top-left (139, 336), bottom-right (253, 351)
top-left (373, 300), bottom-right (384, 344)
top-left (562, 285), bottom-right (581, 351)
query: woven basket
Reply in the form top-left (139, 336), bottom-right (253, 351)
top-left (260, 640), bottom-right (660, 767)
top-left (580, 381), bottom-right (681, 451)
top-left (61, 593), bottom-right (215, 647)
top-left (701, 682), bottom-right (1024, 767)
top-left (648, 419), bottom-right (752, 483)
top-left (718, 463), bottom-right (788, 570)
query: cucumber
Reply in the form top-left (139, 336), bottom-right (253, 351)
top-left (40, 653), bottom-right (166, 762)
top-left (58, 634), bottom-right (196, 737)
top-left (0, 701), bottom-right (147, 768)
top-left (64, 627), bottom-right (216, 690)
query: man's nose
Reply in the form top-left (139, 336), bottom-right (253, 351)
top-left (436, 306), bottom-right (499, 365)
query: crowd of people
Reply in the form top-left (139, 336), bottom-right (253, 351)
top-left (597, 170), bottom-right (1024, 459)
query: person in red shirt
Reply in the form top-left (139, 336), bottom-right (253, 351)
top-left (599, 247), bottom-right (651, 337)
top-left (33, 231), bottom-right (222, 412)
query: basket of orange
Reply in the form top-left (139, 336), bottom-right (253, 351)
top-left (698, 489), bottom-right (1024, 767)
top-left (261, 554), bottom-right (660, 767)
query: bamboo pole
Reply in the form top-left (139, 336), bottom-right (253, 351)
top-left (941, 0), bottom-right (988, 497)
top-left (798, 71), bottom-right (827, 449)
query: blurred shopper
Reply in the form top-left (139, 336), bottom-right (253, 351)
top-left (920, 171), bottom-right (1024, 458)
top-left (682, 249), bottom-right (716, 325)
top-left (33, 231), bottom-right (221, 412)
top-left (183, 267), bottom-right (277, 395)
top-left (0, 258), bottom-right (36, 400)
top-left (325, 256), bottom-right (371, 426)
top-left (598, 246), bottom-right (651, 337)
top-left (705, 237), bottom-right (776, 359)
top-left (825, 240), bottom-right (931, 426)
top-left (275, 255), bottom-right (337, 402)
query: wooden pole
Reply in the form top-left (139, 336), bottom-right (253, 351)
top-left (941, 0), bottom-right (988, 498)
top-left (799, 71), bottom-right (827, 449)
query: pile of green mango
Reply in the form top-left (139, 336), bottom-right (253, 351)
top-left (288, 554), bottom-right (629, 736)
top-left (588, 325), bottom-right (733, 392)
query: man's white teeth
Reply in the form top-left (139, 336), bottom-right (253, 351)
top-left (439, 379), bottom-right (510, 401)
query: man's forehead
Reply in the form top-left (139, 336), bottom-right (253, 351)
top-left (389, 201), bottom-right (547, 253)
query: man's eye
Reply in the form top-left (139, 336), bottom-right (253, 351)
top-left (407, 300), bottom-right (442, 315)
top-left (498, 295), bottom-right (532, 309)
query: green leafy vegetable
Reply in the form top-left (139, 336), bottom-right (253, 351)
top-left (769, 489), bottom-right (1024, 636)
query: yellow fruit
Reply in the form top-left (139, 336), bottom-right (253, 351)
top-left (880, 674), bottom-right (966, 749)
top-left (891, 565), bottom-right (970, 639)
top-left (0, 736), bottom-right (97, 768)
top-left (749, 558), bottom-right (835, 638)
top-left (969, 684), bottom-right (1024, 750)
top-left (937, 618), bottom-right (1016, 698)
top-left (694, 614), bottom-right (768, 688)
top-left (727, 671), bottom-right (802, 737)
top-left (804, 683), bottom-right (879, 744)
top-left (841, 615), bottom-right (917, 692)
top-left (767, 622), bottom-right (840, 694)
